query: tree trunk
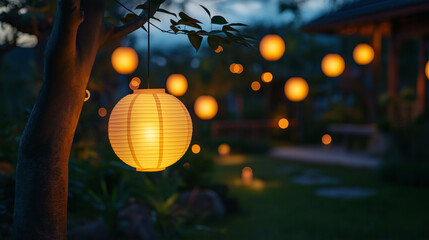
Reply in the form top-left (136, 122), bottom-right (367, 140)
top-left (13, 0), bottom-right (151, 239)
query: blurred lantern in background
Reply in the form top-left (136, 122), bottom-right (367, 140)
top-left (230, 63), bottom-right (243, 74)
top-left (191, 144), bottom-right (201, 154)
top-left (108, 89), bottom-right (192, 172)
top-left (242, 167), bottom-right (253, 185)
top-left (98, 108), bottom-right (107, 117)
top-left (353, 44), bottom-right (375, 65)
top-left (251, 81), bottom-right (261, 91)
top-left (166, 74), bottom-right (188, 96)
top-left (218, 144), bottom-right (231, 156)
top-left (284, 77), bottom-right (309, 102)
top-left (261, 72), bottom-right (273, 83)
top-left (215, 45), bottom-right (223, 53)
top-left (425, 60), bottom-right (429, 79)
top-left (278, 118), bottom-right (289, 129)
top-left (84, 89), bottom-right (90, 102)
top-left (111, 47), bottom-right (139, 74)
top-left (322, 134), bottom-right (332, 145)
top-left (194, 95), bottom-right (218, 120)
top-left (321, 54), bottom-right (345, 77)
top-left (129, 77), bottom-right (141, 91)
top-left (259, 34), bottom-right (285, 61)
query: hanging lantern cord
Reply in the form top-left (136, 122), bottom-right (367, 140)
top-left (147, 0), bottom-right (151, 89)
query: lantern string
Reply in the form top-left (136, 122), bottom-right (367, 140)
top-left (147, 0), bottom-right (151, 89)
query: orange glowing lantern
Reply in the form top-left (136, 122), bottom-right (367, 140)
top-left (261, 72), bottom-right (273, 83)
top-left (425, 60), bottom-right (429, 80)
top-left (321, 54), bottom-right (345, 77)
top-left (84, 89), bottom-right (90, 102)
top-left (278, 118), bottom-right (289, 129)
top-left (166, 74), bottom-right (188, 96)
top-left (111, 47), bottom-right (139, 75)
top-left (322, 134), bottom-right (332, 145)
top-left (251, 81), bottom-right (261, 91)
top-left (353, 44), bottom-right (375, 65)
top-left (108, 89), bottom-right (193, 172)
top-left (241, 167), bottom-right (253, 185)
top-left (284, 77), bottom-right (309, 102)
top-left (218, 144), bottom-right (231, 156)
top-left (191, 144), bottom-right (201, 154)
top-left (194, 95), bottom-right (218, 120)
top-left (259, 34), bottom-right (285, 61)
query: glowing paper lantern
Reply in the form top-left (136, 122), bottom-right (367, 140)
top-left (218, 144), bottom-right (231, 156)
top-left (84, 89), bottom-right (90, 102)
top-left (108, 89), bottom-right (193, 172)
top-left (426, 60), bottom-right (429, 80)
top-left (259, 34), bottom-right (285, 61)
top-left (284, 77), bottom-right (309, 102)
top-left (321, 54), bottom-right (345, 77)
top-left (251, 81), bottom-right (261, 91)
top-left (242, 167), bottom-right (253, 185)
top-left (278, 118), bottom-right (289, 129)
top-left (322, 134), bottom-right (332, 145)
top-left (215, 46), bottom-right (223, 53)
top-left (353, 44), bottom-right (375, 65)
top-left (166, 74), bottom-right (188, 96)
top-left (261, 72), bottom-right (273, 83)
top-left (191, 144), bottom-right (201, 154)
top-left (98, 108), bottom-right (107, 117)
top-left (111, 47), bottom-right (139, 75)
top-left (194, 95), bottom-right (218, 120)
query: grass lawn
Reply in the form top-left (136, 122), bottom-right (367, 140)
top-left (189, 155), bottom-right (429, 240)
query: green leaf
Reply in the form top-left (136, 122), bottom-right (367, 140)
top-left (179, 12), bottom-right (202, 23)
top-left (120, 13), bottom-right (137, 25)
top-left (211, 15), bottom-right (228, 25)
top-left (157, 8), bottom-right (177, 18)
top-left (200, 5), bottom-right (211, 17)
top-left (222, 25), bottom-right (239, 32)
top-left (207, 36), bottom-right (220, 51)
top-left (228, 23), bottom-right (248, 27)
top-left (188, 34), bottom-right (203, 52)
top-left (177, 19), bottom-right (202, 29)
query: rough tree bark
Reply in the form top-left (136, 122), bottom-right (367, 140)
top-left (13, 0), bottom-right (153, 239)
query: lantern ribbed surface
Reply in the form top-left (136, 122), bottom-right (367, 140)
top-left (108, 89), bottom-right (192, 172)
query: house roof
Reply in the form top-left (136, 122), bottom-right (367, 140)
top-left (303, 0), bottom-right (429, 33)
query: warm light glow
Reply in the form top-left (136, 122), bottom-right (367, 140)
top-left (259, 34), bottom-right (285, 61)
top-left (284, 77), bottom-right (309, 102)
top-left (218, 144), bottom-right (231, 156)
top-left (251, 81), bottom-right (261, 91)
top-left (322, 134), bottom-right (332, 145)
top-left (215, 45), bottom-right (223, 53)
top-left (230, 63), bottom-right (243, 74)
top-left (111, 47), bottom-right (139, 74)
top-left (108, 89), bottom-right (193, 172)
top-left (194, 95), bottom-right (218, 120)
top-left (261, 72), bottom-right (273, 83)
top-left (84, 89), bottom-right (90, 102)
top-left (166, 74), bottom-right (188, 96)
top-left (353, 44), bottom-right (375, 65)
top-left (129, 77), bottom-right (141, 90)
top-left (321, 54), bottom-right (345, 77)
top-left (426, 60), bottom-right (429, 80)
top-left (242, 167), bottom-right (253, 186)
top-left (278, 118), bottom-right (289, 129)
top-left (191, 144), bottom-right (201, 154)
top-left (98, 108), bottom-right (107, 117)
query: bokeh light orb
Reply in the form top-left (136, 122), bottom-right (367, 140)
top-left (259, 34), bottom-right (285, 61)
top-left (111, 47), bottom-right (139, 75)
top-left (166, 74), bottom-right (188, 96)
top-left (194, 95), bottom-right (218, 120)
top-left (353, 44), bottom-right (375, 65)
top-left (284, 77), bottom-right (309, 102)
top-left (242, 166), bottom-right (253, 186)
top-left (278, 118), bottom-right (289, 129)
top-left (251, 81), bottom-right (261, 91)
top-left (218, 144), bottom-right (231, 156)
top-left (321, 54), bottom-right (345, 77)
top-left (98, 108), bottom-right (107, 117)
top-left (129, 77), bottom-right (141, 90)
top-left (215, 45), bottom-right (223, 53)
top-left (425, 60), bottom-right (429, 80)
top-left (261, 72), bottom-right (273, 83)
top-left (84, 89), bottom-right (90, 102)
top-left (322, 134), bottom-right (332, 145)
top-left (191, 144), bottom-right (201, 154)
